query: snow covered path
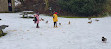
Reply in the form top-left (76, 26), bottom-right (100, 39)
top-left (0, 13), bottom-right (111, 49)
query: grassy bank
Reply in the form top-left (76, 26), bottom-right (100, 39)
top-left (58, 16), bottom-right (107, 18)
top-left (58, 13), bottom-right (109, 18)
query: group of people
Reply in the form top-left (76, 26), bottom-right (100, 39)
top-left (33, 12), bottom-right (58, 28)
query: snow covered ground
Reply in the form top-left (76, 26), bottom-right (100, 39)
top-left (15, 0), bottom-right (21, 6)
top-left (0, 13), bottom-right (111, 49)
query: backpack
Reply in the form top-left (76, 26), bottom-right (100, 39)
top-left (33, 17), bottom-right (37, 23)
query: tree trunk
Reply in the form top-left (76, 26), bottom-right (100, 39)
top-left (44, 0), bottom-right (49, 11)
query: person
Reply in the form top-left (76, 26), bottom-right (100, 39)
top-left (53, 12), bottom-right (58, 27)
top-left (33, 13), bottom-right (40, 28)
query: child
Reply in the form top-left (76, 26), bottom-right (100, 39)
top-left (33, 13), bottom-right (40, 28)
top-left (53, 12), bottom-right (58, 27)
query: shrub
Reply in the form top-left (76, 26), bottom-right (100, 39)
top-left (58, 0), bottom-right (108, 17)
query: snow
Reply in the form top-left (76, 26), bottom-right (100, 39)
top-left (22, 11), bottom-right (34, 12)
top-left (15, 0), bottom-right (21, 6)
top-left (0, 13), bottom-right (111, 49)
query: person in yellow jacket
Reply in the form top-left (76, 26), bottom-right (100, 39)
top-left (53, 12), bottom-right (58, 27)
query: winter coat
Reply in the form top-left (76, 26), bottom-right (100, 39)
top-left (53, 14), bottom-right (58, 22)
top-left (34, 14), bottom-right (39, 24)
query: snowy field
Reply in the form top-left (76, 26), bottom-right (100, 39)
top-left (0, 13), bottom-right (111, 49)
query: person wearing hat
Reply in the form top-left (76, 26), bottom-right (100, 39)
top-left (53, 12), bottom-right (58, 27)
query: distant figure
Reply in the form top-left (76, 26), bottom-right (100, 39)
top-left (33, 13), bottom-right (40, 28)
top-left (59, 23), bottom-right (61, 25)
top-left (88, 20), bottom-right (92, 24)
top-left (53, 12), bottom-right (58, 27)
top-left (88, 18), bottom-right (91, 20)
top-left (95, 19), bottom-right (99, 22)
top-left (102, 37), bottom-right (107, 43)
top-left (68, 21), bottom-right (70, 24)
top-left (46, 21), bottom-right (48, 24)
